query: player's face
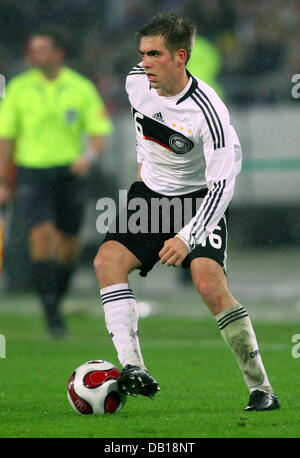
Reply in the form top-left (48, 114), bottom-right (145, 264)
top-left (139, 35), bottom-right (183, 96)
top-left (26, 36), bottom-right (64, 70)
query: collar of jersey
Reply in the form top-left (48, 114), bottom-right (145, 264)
top-left (176, 70), bottom-right (199, 105)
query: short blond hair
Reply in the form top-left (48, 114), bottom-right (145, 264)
top-left (137, 12), bottom-right (196, 64)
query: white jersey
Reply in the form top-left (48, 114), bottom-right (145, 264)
top-left (126, 63), bottom-right (242, 251)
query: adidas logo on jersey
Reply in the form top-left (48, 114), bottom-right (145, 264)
top-left (152, 112), bottom-right (165, 123)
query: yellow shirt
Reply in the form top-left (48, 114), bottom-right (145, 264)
top-left (0, 67), bottom-right (113, 168)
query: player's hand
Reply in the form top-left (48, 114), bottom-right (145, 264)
top-left (159, 237), bottom-right (189, 267)
top-left (69, 157), bottom-right (94, 177)
top-left (0, 182), bottom-right (12, 207)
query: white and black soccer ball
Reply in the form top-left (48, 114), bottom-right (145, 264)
top-left (67, 360), bottom-right (127, 415)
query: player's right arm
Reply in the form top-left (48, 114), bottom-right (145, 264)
top-left (125, 64), bottom-right (146, 183)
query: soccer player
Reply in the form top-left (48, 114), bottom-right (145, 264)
top-left (0, 25), bottom-right (113, 337)
top-left (93, 13), bottom-right (279, 411)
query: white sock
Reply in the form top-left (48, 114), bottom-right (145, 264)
top-left (100, 283), bottom-right (145, 369)
top-left (216, 303), bottom-right (273, 394)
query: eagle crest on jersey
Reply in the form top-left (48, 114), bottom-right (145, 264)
top-left (131, 106), bottom-right (194, 154)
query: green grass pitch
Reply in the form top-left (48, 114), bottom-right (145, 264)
top-left (0, 304), bottom-right (299, 438)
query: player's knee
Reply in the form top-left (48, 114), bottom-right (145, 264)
top-left (94, 242), bottom-right (139, 288)
top-left (93, 251), bottom-right (105, 276)
top-left (93, 245), bottom-right (115, 277)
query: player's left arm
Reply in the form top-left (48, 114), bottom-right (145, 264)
top-left (70, 135), bottom-right (107, 177)
top-left (177, 106), bottom-right (240, 254)
top-left (159, 237), bottom-right (189, 267)
top-left (70, 82), bottom-right (113, 177)
top-left (160, 102), bottom-right (241, 267)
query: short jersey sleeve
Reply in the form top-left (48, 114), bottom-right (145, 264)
top-left (81, 81), bottom-right (113, 136)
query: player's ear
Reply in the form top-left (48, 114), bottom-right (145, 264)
top-left (175, 48), bottom-right (187, 67)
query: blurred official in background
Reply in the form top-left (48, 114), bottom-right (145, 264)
top-left (0, 25), bottom-right (113, 337)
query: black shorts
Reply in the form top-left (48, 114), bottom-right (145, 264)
top-left (15, 166), bottom-right (87, 235)
top-left (103, 181), bottom-right (229, 277)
